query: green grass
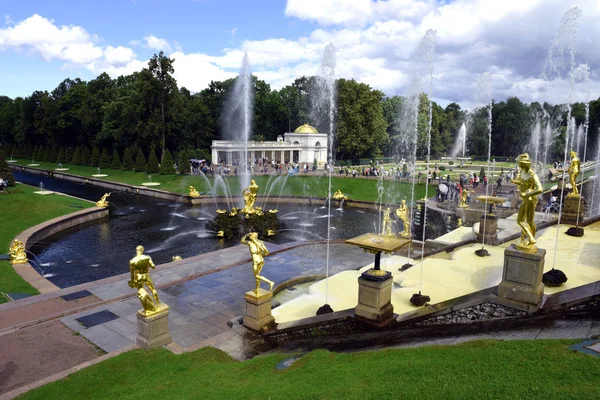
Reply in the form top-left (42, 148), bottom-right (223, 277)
top-left (18, 339), bottom-right (600, 399)
top-left (0, 184), bottom-right (93, 303)
top-left (13, 161), bottom-right (428, 202)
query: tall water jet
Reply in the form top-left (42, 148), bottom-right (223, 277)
top-left (310, 43), bottom-right (337, 313)
top-left (223, 53), bottom-right (254, 196)
top-left (529, 117), bottom-right (541, 165)
top-left (450, 123), bottom-right (467, 158)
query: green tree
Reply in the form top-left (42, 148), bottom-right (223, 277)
top-left (159, 149), bottom-right (176, 174)
top-left (72, 146), bottom-right (82, 165)
top-left (49, 146), bottom-right (58, 164)
top-left (122, 148), bottom-right (134, 171)
top-left (111, 149), bottom-right (121, 170)
top-left (479, 166), bottom-right (485, 179)
top-left (91, 146), bottom-right (101, 167)
top-left (32, 145), bottom-right (40, 162)
top-left (99, 148), bottom-right (111, 169)
top-left (146, 148), bottom-right (160, 174)
top-left (56, 146), bottom-right (66, 163)
top-left (82, 146), bottom-right (91, 166)
top-left (178, 150), bottom-right (191, 174)
top-left (66, 147), bottom-right (74, 163)
top-left (134, 149), bottom-right (147, 172)
top-left (148, 51), bottom-right (178, 160)
top-left (0, 150), bottom-right (15, 186)
top-left (43, 145), bottom-right (52, 162)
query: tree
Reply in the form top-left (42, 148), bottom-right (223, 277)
top-left (0, 150), bottom-right (15, 186)
top-left (178, 150), bottom-right (191, 174)
top-left (72, 147), bottom-right (82, 165)
top-left (159, 149), bottom-right (176, 174)
top-left (43, 145), bottom-right (52, 162)
top-left (99, 148), bottom-right (111, 169)
top-left (82, 146), bottom-right (91, 166)
top-left (56, 147), bottom-right (66, 163)
top-left (122, 148), bottom-right (134, 171)
top-left (480, 166), bottom-right (485, 179)
top-left (148, 51), bottom-right (177, 161)
top-left (91, 147), bottom-right (101, 167)
top-left (66, 147), bottom-right (74, 163)
top-left (111, 149), bottom-right (121, 170)
top-left (49, 146), bottom-right (58, 164)
top-left (146, 148), bottom-right (160, 174)
top-left (134, 149), bottom-right (147, 172)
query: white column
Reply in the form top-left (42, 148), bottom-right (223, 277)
top-left (211, 147), bottom-right (218, 164)
top-left (280, 150), bottom-right (285, 163)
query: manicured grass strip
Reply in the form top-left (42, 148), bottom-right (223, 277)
top-left (13, 161), bottom-right (428, 202)
top-left (19, 339), bottom-right (600, 400)
top-left (0, 184), bottom-right (93, 303)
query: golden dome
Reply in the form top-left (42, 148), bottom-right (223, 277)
top-left (294, 124), bottom-right (319, 134)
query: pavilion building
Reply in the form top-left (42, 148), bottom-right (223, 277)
top-left (211, 124), bottom-right (328, 166)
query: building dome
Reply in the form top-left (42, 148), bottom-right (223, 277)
top-left (294, 124), bottom-right (319, 134)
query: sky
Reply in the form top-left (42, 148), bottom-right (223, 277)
top-left (1, 0), bottom-right (599, 108)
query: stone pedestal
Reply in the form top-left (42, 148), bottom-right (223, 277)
top-left (243, 288), bottom-right (275, 332)
top-left (562, 194), bottom-right (584, 224)
top-left (477, 214), bottom-right (498, 245)
top-left (136, 304), bottom-right (172, 349)
top-left (497, 244), bottom-right (546, 306)
top-left (355, 270), bottom-right (394, 326)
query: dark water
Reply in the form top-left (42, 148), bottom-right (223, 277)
top-left (14, 171), bottom-right (380, 288)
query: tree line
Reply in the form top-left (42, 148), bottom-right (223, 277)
top-left (1, 51), bottom-right (599, 167)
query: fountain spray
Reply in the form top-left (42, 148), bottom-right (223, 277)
top-left (475, 74), bottom-right (493, 257)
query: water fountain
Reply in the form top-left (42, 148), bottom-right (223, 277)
top-left (34, 181), bottom-right (53, 195)
top-left (450, 123), bottom-right (467, 159)
top-left (55, 162), bottom-right (69, 171)
top-left (142, 174), bottom-right (160, 187)
top-left (92, 166), bottom-right (108, 178)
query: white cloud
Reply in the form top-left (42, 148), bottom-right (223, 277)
top-left (143, 35), bottom-right (171, 52)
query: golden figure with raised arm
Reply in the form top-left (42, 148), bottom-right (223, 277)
top-left (242, 180), bottom-right (260, 215)
top-left (9, 239), bottom-right (28, 265)
top-left (567, 150), bottom-right (580, 195)
top-left (241, 232), bottom-right (273, 293)
top-left (459, 188), bottom-right (469, 208)
top-left (128, 245), bottom-right (161, 315)
top-left (395, 200), bottom-right (410, 237)
top-left (333, 189), bottom-right (348, 201)
top-left (380, 207), bottom-right (395, 237)
top-left (511, 153), bottom-right (543, 252)
top-left (188, 186), bottom-right (200, 198)
top-left (95, 193), bottom-right (111, 208)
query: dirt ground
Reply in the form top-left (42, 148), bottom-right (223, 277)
top-left (0, 320), bottom-right (100, 395)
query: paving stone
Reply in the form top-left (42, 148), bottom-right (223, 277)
top-left (536, 319), bottom-right (593, 339)
top-left (99, 336), bottom-right (135, 353)
top-left (76, 310), bottom-right (120, 328)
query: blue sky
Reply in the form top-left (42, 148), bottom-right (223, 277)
top-left (1, 0), bottom-right (599, 106)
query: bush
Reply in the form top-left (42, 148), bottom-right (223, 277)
top-left (122, 148), bottom-right (134, 171)
top-left (49, 146), bottom-right (58, 163)
top-left (111, 149), bottom-right (121, 170)
top-left (43, 145), bottom-right (52, 162)
top-left (134, 149), bottom-right (147, 172)
top-left (448, 160), bottom-right (454, 165)
top-left (91, 147), bottom-right (101, 167)
top-left (196, 148), bottom-right (211, 161)
top-left (0, 150), bottom-right (16, 186)
top-left (479, 166), bottom-right (485, 179)
top-left (439, 165), bottom-right (446, 171)
top-left (159, 149), bottom-right (176, 174)
top-left (99, 148), bottom-right (111, 169)
top-left (146, 148), bottom-right (160, 174)
top-left (31, 146), bottom-right (39, 162)
top-left (82, 147), bottom-right (91, 166)
top-left (25, 145), bottom-right (34, 160)
top-left (66, 147), bottom-right (74, 163)
top-left (56, 147), bottom-right (66, 163)
top-left (72, 147), bottom-right (82, 165)
top-left (179, 150), bottom-right (191, 174)
top-left (3, 144), bottom-right (12, 158)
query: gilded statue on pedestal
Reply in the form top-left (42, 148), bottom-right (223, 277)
top-left (567, 150), bottom-right (580, 195)
top-left (9, 239), bottom-right (28, 265)
top-left (242, 180), bottom-right (260, 215)
top-left (241, 232), bottom-right (273, 293)
top-left (333, 189), bottom-right (348, 201)
top-left (188, 186), bottom-right (200, 198)
top-left (459, 188), bottom-right (469, 208)
top-left (395, 200), bottom-right (410, 237)
top-left (380, 207), bottom-right (395, 237)
top-left (95, 193), bottom-right (111, 208)
top-left (128, 245), bottom-right (162, 315)
top-left (511, 153), bottom-right (543, 252)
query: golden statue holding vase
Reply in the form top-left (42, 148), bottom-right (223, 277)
top-left (511, 153), bottom-right (543, 252)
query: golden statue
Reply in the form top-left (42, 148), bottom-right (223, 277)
top-left (459, 188), bottom-right (469, 208)
top-left (9, 239), bottom-right (28, 265)
top-left (95, 193), bottom-right (111, 208)
top-left (242, 180), bottom-right (260, 215)
top-left (567, 150), bottom-right (580, 195)
top-left (268, 209), bottom-right (279, 214)
top-left (332, 189), bottom-right (348, 201)
top-left (216, 230), bottom-right (224, 237)
top-left (128, 245), bottom-right (162, 315)
top-left (216, 209), bottom-right (227, 214)
top-left (188, 186), bottom-right (200, 198)
top-left (172, 255), bottom-right (182, 261)
top-left (511, 153), bottom-right (543, 252)
top-left (241, 232), bottom-right (273, 293)
top-left (380, 207), bottom-right (395, 237)
top-left (229, 210), bottom-right (238, 217)
top-left (267, 229), bottom-right (276, 236)
top-left (395, 200), bottom-right (410, 237)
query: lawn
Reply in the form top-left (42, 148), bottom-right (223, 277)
top-left (19, 339), bottom-right (600, 400)
top-left (0, 184), bottom-right (93, 303)
top-left (13, 161), bottom-right (429, 202)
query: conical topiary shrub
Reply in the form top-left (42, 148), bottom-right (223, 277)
top-left (82, 147), bottom-right (91, 166)
top-left (134, 149), bottom-right (147, 172)
top-left (159, 149), bottom-right (176, 174)
top-left (122, 148), bottom-right (134, 171)
top-left (179, 150), bottom-right (191, 174)
top-left (146, 148), bottom-right (160, 174)
top-left (0, 150), bottom-right (16, 186)
top-left (49, 146), bottom-right (58, 164)
top-left (66, 147), bottom-right (74, 163)
top-left (43, 145), bottom-right (52, 162)
top-left (91, 147), bottom-right (101, 167)
top-left (111, 149), bottom-right (121, 170)
top-left (56, 147), bottom-right (66, 164)
top-left (72, 147), bottom-right (82, 165)
top-left (99, 148), bottom-right (111, 169)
